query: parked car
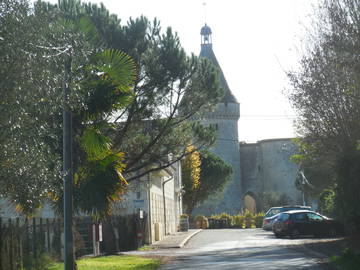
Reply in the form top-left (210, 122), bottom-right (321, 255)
top-left (262, 213), bottom-right (281, 231)
top-left (272, 210), bottom-right (344, 238)
top-left (262, 205), bottom-right (311, 231)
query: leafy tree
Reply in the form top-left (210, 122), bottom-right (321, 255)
top-left (39, 4), bottom-right (137, 219)
top-left (183, 150), bottom-right (232, 214)
top-left (2, 0), bottom-right (222, 217)
top-left (0, 0), bottom-right (137, 219)
top-left (291, 139), bottom-right (336, 198)
top-left (260, 191), bottom-right (292, 212)
top-left (0, 0), bottom-right (66, 213)
top-left (288, 0), bottom-right (360, 230)
top-left (52, 49), bottom-right (136, 219)
top-left (43, 0), bottom-right (221, 211)
top-left (318, 188), bottom-right (336, 217)
top-left (59, 0), bottom-right (223, 180)
top-left (181, 146), bottom-right (201, 196)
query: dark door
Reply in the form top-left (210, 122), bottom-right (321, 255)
top-left (293, 212), bottom-right (311, 234)
top-left (306, 212), bottom-right (324, 235)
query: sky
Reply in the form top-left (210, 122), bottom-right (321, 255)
top-left (41, 0), bottom-right (319, 142)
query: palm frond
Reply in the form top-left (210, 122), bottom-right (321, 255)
top-left (93, 49), bottom-right (137, 91)
top-left (80, 127), bottom-right (111, 161)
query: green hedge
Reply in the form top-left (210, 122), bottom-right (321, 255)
top-left (207, 211), bottom-right (264, 229)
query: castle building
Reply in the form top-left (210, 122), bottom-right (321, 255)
top-left (193, 24), bottom-right (303, 215)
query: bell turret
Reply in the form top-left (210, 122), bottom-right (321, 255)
top-left (200, 24), bottom-right (212, 45)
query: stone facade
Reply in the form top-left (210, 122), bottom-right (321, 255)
top-left (112, 162), bottom-right (183, 244)
top-left (240, 139), bottom-right (302, 210)
top-left (194, 104), bottom-right (242, 215)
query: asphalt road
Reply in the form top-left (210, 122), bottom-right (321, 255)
top-left (158, 229), bottom-right (329, 270)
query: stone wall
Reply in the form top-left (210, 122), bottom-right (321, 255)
top-left (240, 138), bottom-right (302, 210)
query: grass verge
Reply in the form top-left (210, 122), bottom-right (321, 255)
top-left (48, 255), bottom-right (161, 270)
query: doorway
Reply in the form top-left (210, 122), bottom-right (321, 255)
top-left (243, 192), bottom-right (257, 213)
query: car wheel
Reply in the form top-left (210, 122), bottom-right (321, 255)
top-left (290, 228), bottom-right (300, 239)
top-left (274, 233), bottom-right (282, 238)
top-left (328, 227), bottom-right (337, 237)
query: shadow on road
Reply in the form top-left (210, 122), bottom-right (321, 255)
top-left (160, 245), bottom-right (324, 269)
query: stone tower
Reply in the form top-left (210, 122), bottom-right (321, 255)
top-left (193, 24), bottom-right (242, 215)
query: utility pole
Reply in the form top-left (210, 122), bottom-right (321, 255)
top-left (63, 56), bottom-right (74, 270)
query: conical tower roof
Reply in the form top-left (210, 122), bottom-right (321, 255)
top-left (200, 24), bottom-right (238, 104)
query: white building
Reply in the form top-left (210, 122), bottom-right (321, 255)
top-left (0, 161), bottom-right (183, 245)
top-left (113, 162), bottom-right (183, 244)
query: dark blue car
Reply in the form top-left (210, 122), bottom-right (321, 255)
top-left (263, 205), bottom-right (311, 231)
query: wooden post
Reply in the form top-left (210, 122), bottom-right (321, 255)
top-left (25, 218), bottom-right (29, 258)
top-left (16, 218), bottom-right (22, 270)
top-left (46, 219), bottom-right (51, 253)
top-left (0, 217), bottom-right (2, 270)
top-left (57, 219), bottom-right (61, 256)
top-left (39, 218), bottom-right (43, 254)
top-left (9, 219), bottom-right (13, 270)
top-left (32, 218), bottom-right (37, 259)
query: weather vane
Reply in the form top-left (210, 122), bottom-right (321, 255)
top-left (203, 2), bottom-right (207, 24)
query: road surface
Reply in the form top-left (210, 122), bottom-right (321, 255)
top-left (158, 229), bottom-right (330, 269)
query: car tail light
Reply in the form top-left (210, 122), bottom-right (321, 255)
top-left (284, 220), bottom-right (293, 225)
top-left (264, 220), bottom-right (269, 224)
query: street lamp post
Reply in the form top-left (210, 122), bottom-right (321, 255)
top-left (63, 56), bottom-right (74, 270)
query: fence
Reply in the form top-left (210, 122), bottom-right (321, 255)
top-left (0, 213), bottom-right (147, 270)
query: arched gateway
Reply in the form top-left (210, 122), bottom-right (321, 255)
top-left (243, 191), bottom-right (259, 213)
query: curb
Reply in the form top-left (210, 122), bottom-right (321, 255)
top-left (177, 229), bottom-right (202, 248)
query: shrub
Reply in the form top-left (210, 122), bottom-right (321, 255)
top-left (23, 253), bottom-right (53, 270)
top-left (219, 213), bottom-right (233, 227)
top-left (208, 212), bottom-right (266, 229)
top-left (254, 212), bottom-right (265, 228)
top-left (195, 215), bottom-right (209, 229)
top-left (330, 248), bottom-right (360, 270)
top-left (233, 215), bottom-right (245, 228)
top-left (209, 213), bottom-right (232, 228)
top-left (244, 210), bottom-right (255, 228)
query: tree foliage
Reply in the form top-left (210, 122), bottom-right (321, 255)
top-left (77, 3), bottom-right (223, 180)
top-left (291, 139), bottom-right (335, 197)
top-left (318, 188), bottom-right (335, 217)
top-left (181, 146), bottom-right (201, 193)
top-left (0, 0), bottom-right (137, 218)
top-left (42, 0), bottom-right (222, 181)
top-left (288, 0), bottom-right (360, 230)
top-left (1, 0), bottom-right (222, 217)
top-left (182, 150), bottom-right (232, 214)
top-left (260, 191), bottom-right (292, 212)
top-left (1, 0), bottom-right (65, 213)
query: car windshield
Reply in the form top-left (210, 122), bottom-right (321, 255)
top-left (307, 213), bottom-right (324, 221)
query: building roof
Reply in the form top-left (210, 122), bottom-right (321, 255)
top-left (199, 24), bottom-right (238, 104)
